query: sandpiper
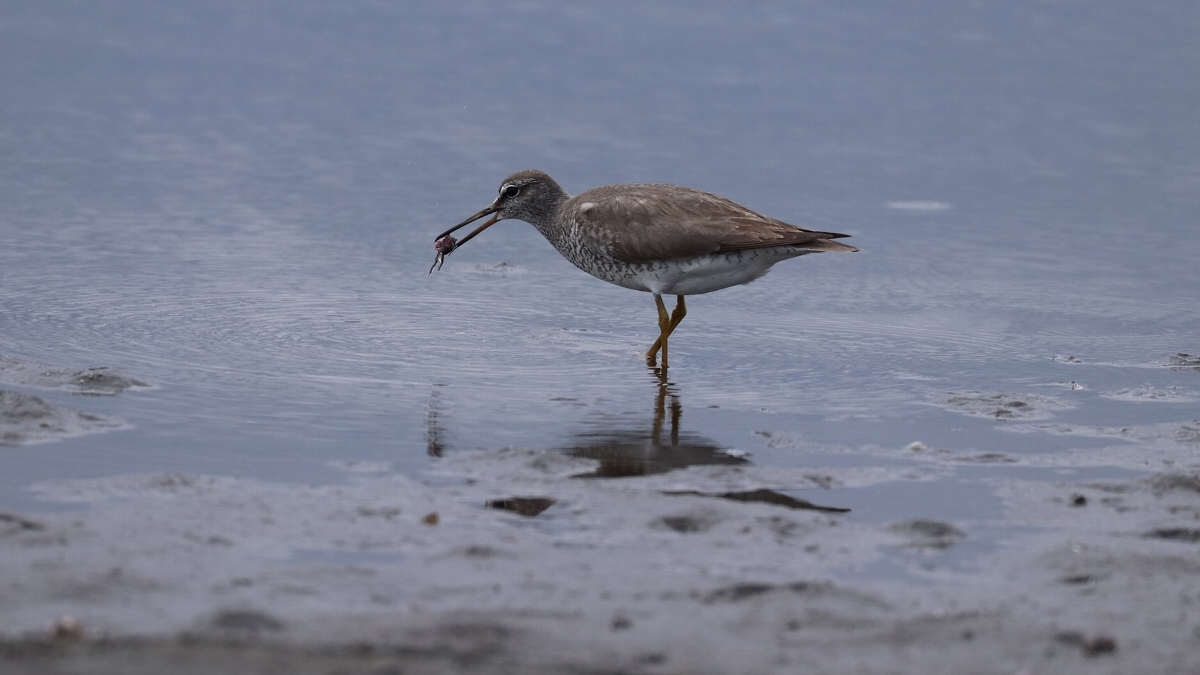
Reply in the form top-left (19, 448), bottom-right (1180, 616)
top-left (433, 169), bottom-right (857, 369)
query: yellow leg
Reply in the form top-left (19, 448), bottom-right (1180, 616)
top-left (669, 295), bottom-right (687, 334)
top-left (646, 294), bottom-right (670, 367)
top-left (646, 295), bottom-right (687, 367)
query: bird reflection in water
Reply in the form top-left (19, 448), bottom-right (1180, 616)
top-left (423, 371), bottom-right (739, 474)
top-left (425, 372), bottom-right (849, 513)
top-left (566, 368), bottom-right (746, 478)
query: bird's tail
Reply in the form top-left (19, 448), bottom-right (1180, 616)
top-left (806, 234), bottom-right (859, 253)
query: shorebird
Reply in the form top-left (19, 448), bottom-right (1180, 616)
top-left (432, 169), bottom-right (857, 369)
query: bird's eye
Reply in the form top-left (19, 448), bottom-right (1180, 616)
top-left (502, 185), bottom-right (520, 198)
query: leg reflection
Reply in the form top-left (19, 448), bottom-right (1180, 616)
top-left (649, 364), bottom-right (682, 448)
top-left (565, 368), bottom-right (742, 478)
top-left (426, 384), bottom-right (447, 457)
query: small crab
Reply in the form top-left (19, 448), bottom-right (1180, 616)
top-left (429, 235), bottom-right (457, 274)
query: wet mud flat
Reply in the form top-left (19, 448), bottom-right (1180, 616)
top-left (2, 449), bottom-right (1198, 675)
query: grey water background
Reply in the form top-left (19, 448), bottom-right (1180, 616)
top-left (2, 0), bottom-right (1198, 542)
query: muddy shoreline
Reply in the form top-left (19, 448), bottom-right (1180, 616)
top-left (3, 450), bottom-right (1198, 674)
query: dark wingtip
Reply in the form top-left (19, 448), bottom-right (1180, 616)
top-left (813, 231), bottom-right (857, 252)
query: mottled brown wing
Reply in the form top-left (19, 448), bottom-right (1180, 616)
top-left (571, 184), bottom-right (855, 264)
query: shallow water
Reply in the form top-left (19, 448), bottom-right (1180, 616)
top-left (2, 0), bottom-right (1199, 579)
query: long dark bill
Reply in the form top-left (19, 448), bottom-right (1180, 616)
top-left (435, 200), bottom-right (502, 248)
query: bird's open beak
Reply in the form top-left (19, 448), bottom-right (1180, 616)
top-left (435, 199), bottom-right (502, 248)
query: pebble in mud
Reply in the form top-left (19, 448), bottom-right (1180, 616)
top-left (48, 616), bottom-right (85, 641)
top-left (1054, 631), bottom-right (1117, 657)
top-left (655, 510), bottom-right (720, 534)
top-left (205, 609), bottom-right (286, 637)
top-left (485, 497), bottom-right (556, 517)
top-left (886, 519), bottom-right (966, 550)
top-left (1143, 527), bottom-right (1200, 542)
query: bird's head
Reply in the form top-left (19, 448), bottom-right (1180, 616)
top-left (434, 169), bottom-right (566, 250)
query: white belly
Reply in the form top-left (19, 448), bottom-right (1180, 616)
top-left (608, 248), bottom-right (813, 296)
